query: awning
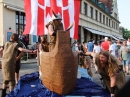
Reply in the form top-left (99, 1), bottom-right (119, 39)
top-left (4, 3), bottom-right (24, 12)
top-left (116, 36), bottom-right (124, 40)
top-left (111, 35), bottom-right (119, 40)
top-left (83, 27), bottom-right (118, 40)
top-left (112, 35), bottom-right (124, 40)
top-left (84, 27), bottom-right (108, 36)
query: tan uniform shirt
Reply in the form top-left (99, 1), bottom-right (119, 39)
top-left (95, 54), bottom-right (126, 94)
top-left (2, 42), bottom-right (19, 80)
top-left (46, 21), bottom-right (63, 51)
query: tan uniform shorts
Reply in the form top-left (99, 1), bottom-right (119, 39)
top-left (3, 80), bottom-right (15, 86)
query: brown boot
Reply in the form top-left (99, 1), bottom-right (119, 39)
top-left (1, 89), bottom-right (6, 97)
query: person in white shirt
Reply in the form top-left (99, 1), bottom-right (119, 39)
top-left (93, 42), bottom-right (101, 53)
top-left (75, 42), bottom-right (79, 52)
top-left (127, 37), bottom-right (130, 46)
top-left (108, 39), bottom-right (116, 56)
top-left (93, 42), bottom-right (101, 73)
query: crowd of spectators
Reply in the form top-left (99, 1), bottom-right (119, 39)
top-left (72, 37), bottom-right (130, 75)
top-left (71, 37), bottom-right (130, 97)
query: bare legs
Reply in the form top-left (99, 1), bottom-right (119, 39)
top-left (1, 83), bottom-right (15, 97)
top-left (15, 73), bottom-right (19, 84)
top-left (126, 66), bottom-right (129, 74)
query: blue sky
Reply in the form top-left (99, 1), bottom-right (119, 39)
top-left (117, 0), bottom-right (130, 30)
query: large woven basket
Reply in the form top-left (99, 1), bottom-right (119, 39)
top-left (40, 30), bottom-right (78, 95)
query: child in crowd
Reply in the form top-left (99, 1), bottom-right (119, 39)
top-left (79, 52), bottom-right (93, 77)
top-left (84, 56), bottom-right (93, 77)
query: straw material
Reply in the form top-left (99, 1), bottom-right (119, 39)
top-left (40, 30), bottom-right (78, 95)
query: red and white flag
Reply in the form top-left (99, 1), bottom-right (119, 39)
top-left (23, 0), bottom-right (80, 39)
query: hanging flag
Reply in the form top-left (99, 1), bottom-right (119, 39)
top-left (23, 0), bottom-right (80, 39)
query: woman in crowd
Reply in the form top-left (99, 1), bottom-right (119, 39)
top-left (39, 35), bottom-right (49, 52)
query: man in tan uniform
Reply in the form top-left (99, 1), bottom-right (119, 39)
top-left (46, 13), bottom-right (64, 51)
top-left (0, 33), bottom-right (36, 97)
top-left (95, 51), bottom-right (126, 97)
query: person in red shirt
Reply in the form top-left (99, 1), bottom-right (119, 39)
top-left (101, 37), bottom-right (109, 51)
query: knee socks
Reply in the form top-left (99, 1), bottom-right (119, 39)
top-left (1, 88), bottom-right (6, 97)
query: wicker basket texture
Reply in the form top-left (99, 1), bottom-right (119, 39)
top-left (40, 30), bottom-right (78, 95)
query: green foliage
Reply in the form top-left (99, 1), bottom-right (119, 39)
top-left (122, 27), bottom-right (130, 39)
top-left (21, 54), bottom-right (27, 61)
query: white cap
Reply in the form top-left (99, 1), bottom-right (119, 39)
top-left (105, 37), bottom-right (108, 40)
top-left (52, 14), bottom-right (62, 20)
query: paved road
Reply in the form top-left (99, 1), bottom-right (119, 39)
top-left (0, 63), bottom-right (39, 96)
top-left (0, 63), bottom-right (39, 83)
top-left (19, 63), bottom-right (39, 76)
top-left (0, 62), bottom-right (130, 96)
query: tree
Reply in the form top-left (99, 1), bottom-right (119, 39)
top-left (122, 27), bottom-right (130, 39)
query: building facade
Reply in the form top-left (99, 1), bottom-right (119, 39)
top-left (0, 0), bottom-right (37, 47)
top-left (77, 0), bottom-right (122, 44)
top-left (0, 0), bottom-right (122, 46)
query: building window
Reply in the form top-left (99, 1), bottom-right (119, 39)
top-left (109, 19), bottom-right (111, 27)
top-left (114, 22), bottom-right (115, 29)
top-left (84, 2), bottom-right (87, 15)
top-left (115, 1), bottom-right (117, 8)
top-left (114, 13), bottom-right (117, 19)
top-left (112, 21), bottom-right (113, 28)
top-left (117, 24), bottom-right (119, 30)
top-left (16, 11), bottom-right (26, 35)
top-left (16, 11), bottom-right (30, 46)
top-left (116, 23), bottom-right (117, 30)
top-left (103, 15), bottom-right (105, 24)
top-left (90, 6), bottom-right (93, 18)
top-left (95, 10), bottom-right (98, 21)
top-left (80, 0), bottom-right (82, 13)
top-left (106, 17), bottom-right (108, 26)
top-left (95, 0), bottom-right (98, 4)
top-left (99, 13), bottom-right (102, 23)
